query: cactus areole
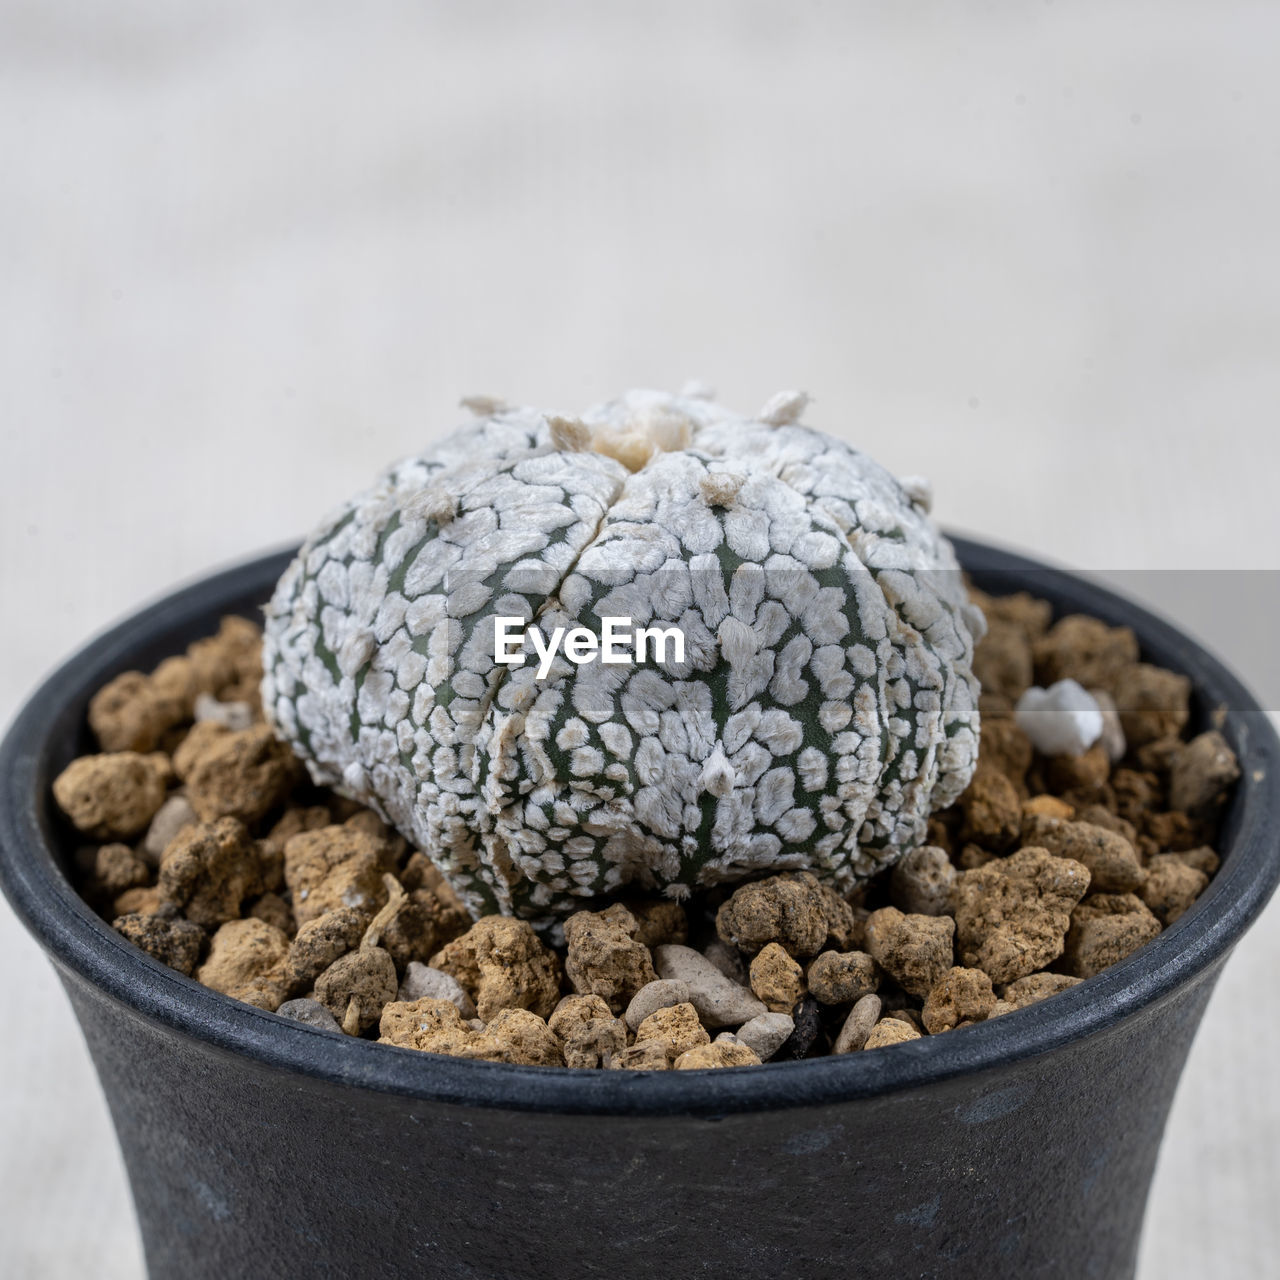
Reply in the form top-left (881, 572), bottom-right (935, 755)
top-left (262, 389), bottom-right (985, 926)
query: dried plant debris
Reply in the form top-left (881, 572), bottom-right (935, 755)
top-left (59, 578), bottom-right (1235, 1069)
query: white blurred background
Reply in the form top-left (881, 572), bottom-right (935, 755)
top-left (2, 3), bottom-right (1279, 1276)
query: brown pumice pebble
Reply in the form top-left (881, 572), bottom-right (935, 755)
top-left (1021, 816), bottom-right (1146, 894)
top-left (480, 1009), bottom-right (565, 1067)
top-left (548, 995), bottom-right (628, 1069)
top-left (53, 753), bottom-right (170, 840)
top-left (285, 908), bottom-right (367, 993)
top-left (179, 723), bottom-right (298, 825)
top-left (283, 825), bottom-right (391, 927)
top-left (889, 846), bottom-right (956, 917)
top-left (312, 876), bottom-right (407, 1033)
top-left (378, 887), bottom-right (462, 972)
top-left (1033, 615), bottom-right (1139, 692)
top-left (90, 843), bottom-right (150, 896)
top-left (113, 911), bottom-right (205, 976)
top-left (1063, 894), bottom-right (1162, 978)
top-left (1113, 664), bottom-right (1191, 747)
top-left (715, 872), bottom-right (835, 958)
top-left (562, 904), bottom-right (657, 1014)
top-left (749, 942), bottom-right (806, 1013)
top-left (863, 908), bottom-right (954, 999)
top-left (59, 593), bottom-right (1235, 1067)
top-left (673, 1042), bottom-right (762, 1070)
top-left (196, 918), bottom-right (290, 1009)
top-left (1044, 744), bottom-right (1111, 800)
top-left (1140, 856), bottom-right (1210, 926)
top-left (157, 818), bottom-right (264, 928)
top-left (633, 1002), bottom-right (711, 1064)
top-left (805, 950), bottom-right (878, 1006)
top-left (430, 915), bottom-right (563, 1022)
top-left (863, 1019), bottom-right (922, 1051)
top-left (248, 892), bottom-right (295, 937)
top-left (1170, 731), bottom-right (1241, 814)
top-left (978, 719), bottom-right (1034, 794)
top-left (625, 900), bottom-right (688, 949)
top-left (922, 967), bottom-right (996, 1034)
top-left (994, 973), bottom-right (1083, 1012)
top-left (607, 1040), bottom-right (671, 1071)
top-left (959, 765), bottom-right (1022, 851)
top-left (313, 936), bottom-right (398, 1034)
top-left (949, 847), bottom-right (1091, 984)
top-left (379, 997), bottom-right (483, 1057)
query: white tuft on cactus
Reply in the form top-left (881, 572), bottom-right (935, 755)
top-left (262, 389), bottom-right (983, 925)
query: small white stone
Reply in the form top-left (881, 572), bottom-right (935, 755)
top-left (1089, 688), bottom-right (1127, 764)
top-left (1015, 679), bottom-right (1105, 757)
top-left (276, 998), bottom-right (342, 1034)
top-left (701, 939), bottom-right (749, 986)
top-left (193, 693), bottom-right (255, 732)
top-left (141, 794), bottom-right (198, 865)
top-left (654, 944), bottom-right (768, 1028)
top-left (833, 993), bottom-right (882, 1054)
top-left (624, 978), bottom-right (691, 1031)
top-left (735, 1011), bottom-right (795, 1061)
top-left (397, 961), bottom-right (477, 1018)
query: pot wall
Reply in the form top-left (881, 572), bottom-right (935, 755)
top-left (62, 955), bottom-right (1224, 1280)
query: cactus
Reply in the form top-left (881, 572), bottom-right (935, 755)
top-left (262, 388), bottom-right (983, 925)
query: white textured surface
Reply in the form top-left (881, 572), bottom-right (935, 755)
top-left (1, 3), bottom-right (1278, 1276)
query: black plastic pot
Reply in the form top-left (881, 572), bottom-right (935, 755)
top-left (2, 538), bottom-right (1277, 1280)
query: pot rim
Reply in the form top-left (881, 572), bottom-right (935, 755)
top-left (2, 536), bottom-right (1277, 1117)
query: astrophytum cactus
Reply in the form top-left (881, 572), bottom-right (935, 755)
top-left (262, 388), bottom-right (984, 925)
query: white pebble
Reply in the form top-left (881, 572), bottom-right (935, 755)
top-left (141, 794), bottom-right (197, 864)
top-left (1015, 679), bottom-right (1105, 757)
top-left (193, 693), bottom-right (255, 731)
top-left (735, 1012), bottom-right (795, 1061)
top-left (654, 944), bottom-right (768, 1028)
top-left (276, 998), bottom-right (342, 1034)
top-left (701, 939), bottom-right (749, 986)
top-left (833, 993), bottom-right (882, 1054)
top-left (397, 962), bottom-right (477, 1018)
top-left (1089, 688), bottom-right (1127, 763)
top-left (624, 978), bottom-right (691, 1031)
